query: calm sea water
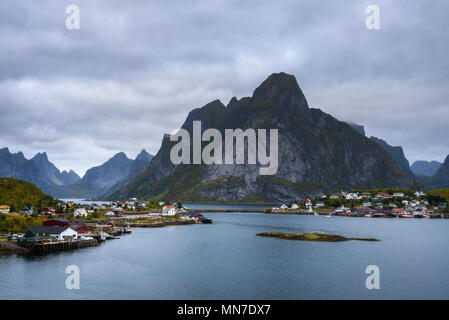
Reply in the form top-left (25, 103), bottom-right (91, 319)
top-left (1, 212), bottom-right (449, 300)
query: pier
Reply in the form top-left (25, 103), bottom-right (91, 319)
top-left (19, 239), bottom-right (98, 254)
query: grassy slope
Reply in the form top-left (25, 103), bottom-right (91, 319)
top-left (426, 188), bottom-right (449, 202)
top-left (0, 177), bottom-right (56, 211)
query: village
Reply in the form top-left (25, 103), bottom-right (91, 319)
top-left (269, 189), bottom-right (449, 218)
top-left (0, 199), bottom-right (212, 255)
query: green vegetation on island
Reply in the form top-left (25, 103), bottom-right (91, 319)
top-left (256, 231), bottom-right (380, 242)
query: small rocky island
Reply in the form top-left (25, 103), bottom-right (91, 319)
top-left (256, 231), bottom-right (380, 242)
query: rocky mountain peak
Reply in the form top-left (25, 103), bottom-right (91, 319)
top-left (251, 72), bottom-right (309, 114)
top-left (135, 149), bottom-right (153, 162)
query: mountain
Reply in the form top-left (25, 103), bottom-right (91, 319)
top-left (53, 150), bottom-right (153, 199)
top-left (102, 150), bottom-right (154, 196)
top-left (411, 160), bottom-right (442, 176)
top-left (0, 148), bottom-right (80, 194)
top-left (0, 147), bottom-right (152, 199)
top-left (369, 137), bottom-right (415, 177)
top-left (346, 122), bottom-right (366, 136)
top-left (345, 125), bottom-right (415, 178)
top-left (430, 155), bottom-right (449, 189)
top-left (60, 170), bottom-right (81, 185)
top-left (109, 72), bottom-right (419, 203)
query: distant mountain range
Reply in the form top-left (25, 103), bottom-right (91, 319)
top-left (411, 160), bottom-right (442, 176)
top-left (0, 148), bottom-right (153, 199)
top-left (109, 72), bottom-right (420, 203)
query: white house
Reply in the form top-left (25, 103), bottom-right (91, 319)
top-left (393, 193), bottom-right (405, 198)
top-left (415, 191), bottom-right (425, 198)
top-left (57, 227), bottom-right (79, 241)
top-left (105, 211), bottom-right (115, 217)
top-left (291, 203), bottom-right (299, 209)
top-left (280, 204), bottom-right (288, 209)
top-left (162, 205), bottom-right (177, 216)
top-left (25, 226), bottom-right (78, 241)
top-left (74, 208), bottom-right (88, 217)
top-left (345, 193), bottom-right (360, 200)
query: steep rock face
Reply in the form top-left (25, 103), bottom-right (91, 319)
top-left (31, 152), bottom-right (66, 186)
top-left (369, 137), bottom-right (415, 178)
top-left (411, 160), bottom-right (442, 177)
top-left (431, 155), bottom-right (449, 189)
top-left (110, 72), bottom-right (419, 203)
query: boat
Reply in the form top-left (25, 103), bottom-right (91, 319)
top-left (313, 212), bottom-right (319, 216)
top-left (400, 214), bottom-right (413, 218)
top-left (202, 218), bottom-right (213, 224)
top-left (324, 214), bottom-right (332, 218)
top-left (364, 214), bottom-right (372, 218)
top-left (125, 223), bottom-right (132, 234)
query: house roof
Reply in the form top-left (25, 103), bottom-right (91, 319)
top-left (26, 226), bottom-right (74, 234)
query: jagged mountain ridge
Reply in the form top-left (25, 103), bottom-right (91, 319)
top-left (0, 147), bottom-right (153, 199)
top-left (52, 150), bottom-right (154, 199)
top-left (109, 72), bottom-right (420, 203)
top-left (0, 148), bottom-right (80, 194)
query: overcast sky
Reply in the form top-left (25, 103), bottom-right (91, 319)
top-left (1, 0), bottom-right (448, 176)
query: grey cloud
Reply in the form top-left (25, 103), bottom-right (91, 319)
top-left (0, 0), bottom-right (448, 175)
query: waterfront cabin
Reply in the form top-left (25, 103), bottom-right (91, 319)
top-left (354, 207), bottom-right (372, 214)
top-left (102, 221), bottom-right (115, 228)
top-left (69, 224), bottom-right (93, 234)
top-left (162, 205), bottom-right (177, 216)
top-left (0, 205), bottom-right (10, 214)
top-left (24, 226), bottom-right (78, 241)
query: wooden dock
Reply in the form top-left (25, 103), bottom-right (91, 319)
top-left (19, 239), bottom-right (98, 254)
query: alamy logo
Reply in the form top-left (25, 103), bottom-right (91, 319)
top-left (65, 5), bottom-right (80, 30)
top-left (65, 265), bottom-right (80, 290)
top-left (169, 121), bottom-right (278, 175)
top-left (365, 265), bottom-right (380, 290)
top-left (365, 5), bottom-right (380, 30)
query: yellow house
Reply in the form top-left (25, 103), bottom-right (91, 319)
top-left (0, 205), bottom-right (10, 214)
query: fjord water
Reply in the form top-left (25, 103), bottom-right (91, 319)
top-left (1, 212), bottom-right (449, 299)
